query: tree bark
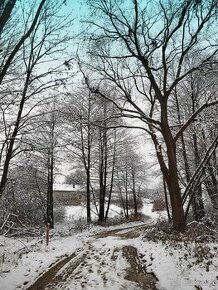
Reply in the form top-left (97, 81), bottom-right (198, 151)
top-left (46, 112), bottom-right (55, 229)
top-left (105, 129), bottom-right (116, 221)
top-left (0, 0), bottom-right (46, 84)
top-left (163, 177), bottom-right (171, 222)
top-left (192, 132), bottom-right (205, 220)
top-left (46, 153), bottom-right (54, 229)
top-left (132, 172), bottom-right (137, 217)
top-left (0, 70), bottom-right (31, 198)
top-left (98, 129), bottom-right (107, 222)
top-left (125, 153), bottom-right (129, 219)
top-left (86, 96), bottom-right (91, 223)
top-left (0, 0), bottom-right (16, 35)
top-left (201, 128), bottom-right (218, 210)
top-left (160, 100), bottom-right (185, 231)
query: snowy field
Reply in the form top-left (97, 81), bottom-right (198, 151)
top-left (64, 198), bottom-right (165, 222)
top-left (0, 199), bottom-right (217, 290)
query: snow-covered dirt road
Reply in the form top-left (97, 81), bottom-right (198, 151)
top-left (1, 201), bottom-right (217, 290)
top-left (27, 224), bottom-right (157, 290)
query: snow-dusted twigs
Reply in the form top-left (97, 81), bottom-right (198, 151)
top-left (0, 213), bottom-right (40, 237)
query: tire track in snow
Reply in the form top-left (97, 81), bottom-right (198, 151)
top-left (27, 223), bottom-right (158, 290)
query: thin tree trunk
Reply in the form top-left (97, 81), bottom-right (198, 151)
top-left (204, 174), bottom-right (218, 210)
top-left (105, 129), bottom-right (116, 221)
top-left (125, 153), bottom-right (129, 219)
top-left (98, 130), bottom-right (105, 222)
top-left (0, 0), bottom-right (46, 84)
top-left (0, 70), bottom-right (31, 198)
top-left (117, 171), bottom-right (126, 217)
top-left (86, 167), bottom-right (91, 223)
top-left (183, 134), bottom-right (218, 205)
top-left (0, 0), bottom-right (17, 35)
top-left (202, 128), bottom-right (218, 210)
top-left (192, 132), bottom-right (205, 220)
top-left (86, 95), bottom-right (91, 223)
top-left (174, 90), bottom-right (191, 182)
top-left (132, 172), bottom-right (137, 217)
top-left (46, 111), bottom-right (55, 229)
top-left (47, 151), bottom-right (54, 229)
top-left (98, 102), bottom-right (108, 223)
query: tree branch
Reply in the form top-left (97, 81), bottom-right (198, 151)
top-left (175, 100), bottom-right (218, 142)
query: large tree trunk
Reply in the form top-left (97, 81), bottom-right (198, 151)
top-left (166, 169), bottom-right (185, 231)
top-left (163, 177), bottom-right (171, 222)
top-left (161, 101), bottom-right (186, 231)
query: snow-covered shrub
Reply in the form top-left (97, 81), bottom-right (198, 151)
top-left (1, 165), bottom-right (47, 227)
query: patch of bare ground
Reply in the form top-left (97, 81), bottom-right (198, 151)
top-left (122, 245), bottom-right (158, 290)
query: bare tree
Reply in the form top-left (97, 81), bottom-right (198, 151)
top-left (84, 0), bottom-right (218, 231)
top-left (0, 0), bottom-right (47, 85)
top-left (0, 0), bottom-right (73, 198)
top-left (60, 88), bottom-right (98, 223)
top-left (0, 0), bottom-right (17, 35)
top-left (173, 63), bottom-right (218, 219)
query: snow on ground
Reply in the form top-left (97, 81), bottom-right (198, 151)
top-left (64, 198), bottom-right (164, 224)
top-left (0, 199), bottom-right (217, 290)
top-left (134, 237), bottom-right (218, 290)
top-left (65, 203), bottom-right (124, 221)
top-left (0, 233), bottom-right (87, 290)
top-left (65, 237), bottom-right (137, 290)
top-left (141, 198), bottom-right (167, 221)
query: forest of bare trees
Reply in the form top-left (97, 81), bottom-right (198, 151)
top-left (0, 0), bottom-right (217, 233)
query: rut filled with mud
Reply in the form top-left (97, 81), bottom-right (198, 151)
top-left (122, 245), bottom-right (158, 290)
top-left (27, 252), bottom-right (79, 290)
top-left (27, 223), bottom-right (158, 290)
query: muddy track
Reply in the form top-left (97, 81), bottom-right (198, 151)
top-left (122, 246), bottom-right (158, 290)
top-left (26, 223), bottom-right (158, 290)
top-left (27, 252), bottom-right (85, 290)
top-left (94, 222), bottom-right (155, 239)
